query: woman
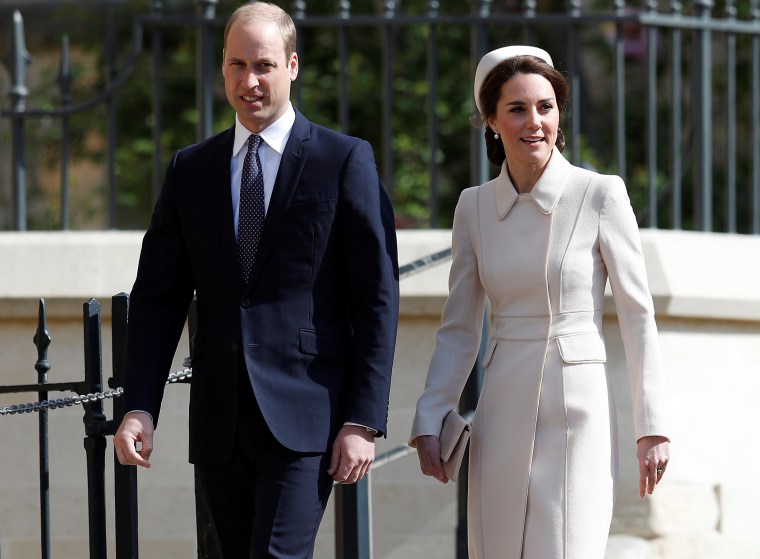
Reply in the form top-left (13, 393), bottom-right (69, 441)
top-left (410, 46), bottom-right (670, 558)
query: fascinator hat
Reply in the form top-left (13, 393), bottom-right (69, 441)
top-left (473, 46), bottom-right (554, 116)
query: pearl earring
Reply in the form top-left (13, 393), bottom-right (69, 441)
top-left (493, 130), bottom-right (500, 139)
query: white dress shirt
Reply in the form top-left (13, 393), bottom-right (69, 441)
top-left (230, 105), bottom-right (295, 236)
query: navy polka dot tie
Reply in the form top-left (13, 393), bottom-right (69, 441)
top-left (237, 134), bottom-right (265, 283)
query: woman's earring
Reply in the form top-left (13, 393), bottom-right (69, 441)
top-left (493, 130), bottom-right (500, 139)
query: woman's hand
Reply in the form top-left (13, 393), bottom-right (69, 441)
top-left (637, 435), bottom-right (670, 498)
top-left (413, 435), bottom-right (449, 484)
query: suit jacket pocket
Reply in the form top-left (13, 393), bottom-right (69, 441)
top-left (287, 199), bottom-right (336, 215)
top-left (299, 328), bottom-right (348, 360)
top-left (556, 332), bottom-right (607, 364)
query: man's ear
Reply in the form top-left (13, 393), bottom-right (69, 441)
top-left (289, 52), bottom-right (299, 81)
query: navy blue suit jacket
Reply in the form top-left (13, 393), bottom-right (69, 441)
top-left (124, 111), bottom-right (399, 463)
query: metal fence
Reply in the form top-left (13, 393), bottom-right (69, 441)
top-left (1, 0), bottom-right (759, 232)
top-left (0, 248), bottom-right (468, 559)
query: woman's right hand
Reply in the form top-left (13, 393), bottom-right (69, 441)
top-left (413, 435), bottom-right (449, 484)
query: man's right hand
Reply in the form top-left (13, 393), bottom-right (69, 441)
top-left (114, 411), bottom-right (154, 468)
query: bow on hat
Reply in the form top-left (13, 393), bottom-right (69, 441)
top-left (473, 46), bottom-right (554, 116)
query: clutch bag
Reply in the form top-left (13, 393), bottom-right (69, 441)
top-left (439, 410), bottom-right (471, 482)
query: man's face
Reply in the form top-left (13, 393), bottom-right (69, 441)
top-left (222, 19), bottom-right (298, 133)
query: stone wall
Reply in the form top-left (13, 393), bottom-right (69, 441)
top-left (0, 229), bottom-right (758, 558)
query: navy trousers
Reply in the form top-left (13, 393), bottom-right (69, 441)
top-left (195, 365), bottom-right (334, 559)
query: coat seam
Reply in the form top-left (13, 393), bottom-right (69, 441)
top-left (558, 177), bottom-right (594, 314)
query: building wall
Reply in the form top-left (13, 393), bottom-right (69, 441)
top-left (0, 229), bottom-right (758, 558)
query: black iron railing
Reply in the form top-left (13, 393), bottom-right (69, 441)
top-left (0, 248), bottom-right (468, 559)
top-left (1, 1), bottom-right (759, 232)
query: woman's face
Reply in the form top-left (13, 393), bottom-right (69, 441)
top-left (487, 72), bottom-right (559, 169)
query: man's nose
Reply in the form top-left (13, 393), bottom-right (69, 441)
top-left (242, 70), bottom-right (259, 89)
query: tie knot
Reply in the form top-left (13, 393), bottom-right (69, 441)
top-left (248, 134), bottom-right (262, 153)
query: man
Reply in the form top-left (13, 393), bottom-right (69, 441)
top-left (113, 2), bottom-right (399, 557)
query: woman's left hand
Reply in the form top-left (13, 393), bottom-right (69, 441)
top-left (637, 435), bottom-right (670, 498)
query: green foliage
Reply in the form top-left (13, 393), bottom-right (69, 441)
top-left (8, 0), bottom-right (759, 233)
top-left (16, 0), bottom-right (484, 230)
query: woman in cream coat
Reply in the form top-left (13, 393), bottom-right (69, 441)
top-left (411, 46), bottom-right (670, 558)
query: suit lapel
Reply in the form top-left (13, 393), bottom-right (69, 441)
top-left (245, 112), bottom-right (311, 292)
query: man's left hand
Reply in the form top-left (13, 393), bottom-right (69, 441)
top-left (327, 425), bottom-right (375, 484)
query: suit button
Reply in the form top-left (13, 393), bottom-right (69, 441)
top-left (241, 299), bottom-right (251, 308)
top-left (231, 343), bottom-right (239, 352)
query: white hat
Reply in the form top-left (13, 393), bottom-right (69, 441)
top-left (473, 46), bottom-right (554, 115)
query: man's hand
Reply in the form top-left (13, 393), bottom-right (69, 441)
top-left (327, 425), bottom-right (375, 484)
top-left (114, 411), bottom-right (154, 468)
top-left (413, 435), bottom-right (449, 484)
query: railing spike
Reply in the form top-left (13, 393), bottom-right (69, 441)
top-left (33, 299), bottom-right (52, 376)
top-left (197, 0), bottom-right (218, 18)
top-left (293, 0), bottom-right (307, 19)
top-left (383, 0), bottom-right (397, 18)
top-left (567, 0), bottom-right (583, 17)
top-left (6, 10), bottom-right (33, 112)
top-left (725, 0), bottom-right (737, 18)
top-left (338, 0), bottom-right (351, 19)
top-left (693, 0), bottom-right (714, 12)
top-left (57, 35), bottom-right (73, 106)
top-left (472, 0), bottom-right (493, 18)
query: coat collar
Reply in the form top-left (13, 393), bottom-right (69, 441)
top-left (493, 147), bottom-right (570, 219)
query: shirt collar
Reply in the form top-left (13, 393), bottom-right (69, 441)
top-left (494, 147), bottom-right (570, 219)
top-left (232, 104), bottom-right (296, 157)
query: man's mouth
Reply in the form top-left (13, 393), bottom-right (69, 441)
top-left (242, 95), bottom-right (263, 103)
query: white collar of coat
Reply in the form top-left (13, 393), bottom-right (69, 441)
top-left (493, 147), bottom-right (569, 219)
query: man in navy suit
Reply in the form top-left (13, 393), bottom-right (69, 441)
top-left (113, 2), bottom-right (399, 557)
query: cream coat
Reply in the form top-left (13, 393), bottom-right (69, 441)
top-left (411, 149), bottom-right (669, 558)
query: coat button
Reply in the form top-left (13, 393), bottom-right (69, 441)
top-left (241, 299), bottom-right (251, 308)
top-left (231, 342), bottom-right (239, 352)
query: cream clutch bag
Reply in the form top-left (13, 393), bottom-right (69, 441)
top-left (439, 410), bottom-right (471, 482)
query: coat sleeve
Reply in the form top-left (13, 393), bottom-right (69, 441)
top-left (123, 150), bottom-right (195, 426)
top-left (410, 188), bottom-right (487, 444)
top-left (337, 140), bottom-right (399, 437)
top-left (598, 177), bottom-right (670, 442)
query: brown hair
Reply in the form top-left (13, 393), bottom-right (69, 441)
top-left (478, 55), bottom-right (569, 166)
top-left (223, 1), bottom-right (297, 59)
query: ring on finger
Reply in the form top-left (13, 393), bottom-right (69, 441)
top-left (656, 468), bottom-right (664, 475)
